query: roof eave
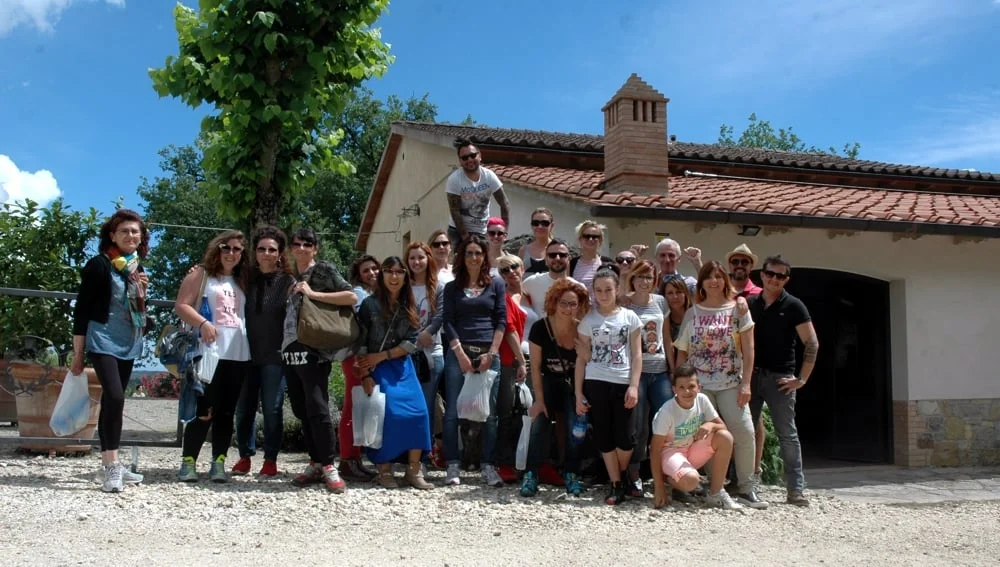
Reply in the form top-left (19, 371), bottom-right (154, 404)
top-left (355, 132), bottom-right (404, 251)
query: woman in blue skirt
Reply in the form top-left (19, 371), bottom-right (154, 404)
top-left (354, 256), bottom-right (434, 489)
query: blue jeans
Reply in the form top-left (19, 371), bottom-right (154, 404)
top-left (443, 348), bottom-right (502, 465)
top-left (749, 368), bottom-right (805, 492)
top-left (631, 370), bottom-right (673, 464)
top-left (420, 352), bottom-right (445, 430)
top-left (235, 363), bottom-right (285, 461)
top-left (526, 387), bottom-right (579, 475)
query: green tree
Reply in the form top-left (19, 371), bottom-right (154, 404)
top-left (149, 1), bottom-right (393, 228)
top-left (0, 199), bottom-right (102, 355)
top-left (719, 113), bottom-right (861, 159)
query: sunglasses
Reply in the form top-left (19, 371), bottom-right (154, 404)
top-left (531, 219), bottom-right (551, 228)
top-left (615, 256), bottom-right (636, 264)
top-left (762, 269), bottom-right (789, 281)
top-left (431, 241), bottom-right (450, 249)
top-left (459, 151), bottom-right (479, 161)
top-left (256, 246), bottom-right (279, 254)
top-left (581, 233), bottom-right (602, 241)
top-left (499, 265), bottom-right (521, 275)
top-left (730, 258), bottom-right (751, 267)
top-left (547, 252), bottom-right (569, 259)
top-left (291, 242), bottom-right (315, 249)
top-left (487, 230), bottom-right (507, 238)
top-left (219, 244), bottom-right (244, 254)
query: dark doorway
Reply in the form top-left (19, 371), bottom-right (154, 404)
top-left (751, 268), bottom-right (893, 465)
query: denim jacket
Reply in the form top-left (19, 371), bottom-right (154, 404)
top-left (354, 295), bottom-right (418, 356)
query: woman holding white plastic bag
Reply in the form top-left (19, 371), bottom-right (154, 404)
top-left (71, 209), bottom-right (151, 493)
top-left (354, 256), bottom-right (433, 489)
top-left (174, 230), bottom-right (250, 484)
top-left (441, 234), bottom-right (507, 487)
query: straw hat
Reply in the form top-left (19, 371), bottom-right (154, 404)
top-left (725, 243), bottom-right (758, 266)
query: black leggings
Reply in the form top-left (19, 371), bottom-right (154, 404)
top-left (285, 359), bottom-right (337, 467)
top-left (182, 360), bottom-right (248, 460)
top-left (583, 379), bottom-right (635, 453)
top-left (89, 353), bottom-right (135, 452)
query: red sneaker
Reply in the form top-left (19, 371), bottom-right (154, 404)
top-left (231, 457), bottom-right (252, 476)
top-left (429, 444), bottom-right (446, 470)
top-left (258, 459), bottom-right (278, 478)
top-left (497, 465), bottom-right (519, 483)
top-left (539, 463), bottom-right (564, 486)
top-left (322, 464), bottom-right (347, 494)
top-left (293, 461), bottom-right (323, 486)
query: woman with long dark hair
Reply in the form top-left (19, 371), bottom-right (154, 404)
top-left (175, 229), bottom-right (250, 484)
top-left (231, 226), bottom-right (295, 478)
top-left (441, 234), bottom-right (507, 487)
top-left (72, 209), bottom-right (150, 493)
top-left (405, 242), bottom-right (445, 428)
top-left (354, 256), bottom-right (433, 489)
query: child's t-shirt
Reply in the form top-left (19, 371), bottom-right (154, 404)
top-left (578, 307), bottom-right (642, 385)
top-left (651, 393), bottom-right (719, 449)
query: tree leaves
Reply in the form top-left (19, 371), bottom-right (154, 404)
top-left (718, 113), bottom-right (861, 159)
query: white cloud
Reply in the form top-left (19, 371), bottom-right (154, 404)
top-left (890, 91), bottom-right (1000, 171)
top-left (0, 0), bottom-right (125, 36)
top-left (0, 154), bottom-right (61, 207)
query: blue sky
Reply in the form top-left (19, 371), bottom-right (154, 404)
top-left (1, 0), bottom-right (999, 215)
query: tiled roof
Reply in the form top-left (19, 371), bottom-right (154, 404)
top-left (396, 121), bottom-right (999, 182)
top-left (490, 164), bottom-right (1000, 229)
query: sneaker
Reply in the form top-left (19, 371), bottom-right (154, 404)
top-left (520, 471), bottom-right (539, 497)
top-left (178, 457), bottom-right (199, 482)
top-left (787, 490), bottom-right (810, 507)
top-left (706, 489), bottom-right (744, 510)
top-left (605, 481), bottom-right (626, 506)
top-left (564, 473), bottom-right (583, 497)
top-left (293, 461), bottom-right (323, 486)
top-left (481, 464), bottom-right (504, 487)
top-left (736, 490), bottom-right (769, 510)
top-left (101, 463), bottom-right (124, 493)
top-left (538, 463), bottom-right (564, 486)
top-left (209, 455), bottom-right (228, 483)
top-left (231, 457), bottom-right (252, 476)
top-left (322, 464), bottom-right (347, 494)
top-left (338, 458), bottom-right (376, 481)
top-left (258, 460), bottom-right (278, 478)
top-left (121, 464), bottom-right (144, 485)
top-left (429, 444), bottom-right (446, 470)
top-left (497, 464), bottom-right (519, 483)
top-left (445, 463), bottom-right (461, 486)
top-left (627, 476), bottom-right (644, 498)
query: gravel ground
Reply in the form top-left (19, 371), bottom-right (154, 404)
top-left (1, 446), bottom-right (998, 566)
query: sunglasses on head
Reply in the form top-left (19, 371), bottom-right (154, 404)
top-left (487, 230), bottom-right (507, 238)
top-left (615, 256), bottom-right (635, 264)
top-left (291, 241), bottom-right (314, 249)
top-left (531, 219), bottom-right (551, 228)
top-left (730, 258), bottom-right (751, 267)
top-left (762, 269), bottom-right (789, 281)
top-left (219, 244), bottom-right (244, 254)
top-left (459, 151), bottom-right (479, 161)
top-left (499, 265), bottom-right (521, 275)
top-left (547, 252), bottom-right (569, 259)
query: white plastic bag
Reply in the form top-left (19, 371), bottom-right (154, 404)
top-left (195, 342), bottom-right (219, 384)
top-left (456, 369), bottom-right (497, 422)
top-left (49, 371), bottom-right (91, 437)
top-left (351, 384), bottom-right (385, 449)
top-left (514, 382), bottom-right (533, 470)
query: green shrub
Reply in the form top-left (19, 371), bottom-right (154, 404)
top-left (328, 363), bottom-right (345, 408)
top-left (760, 405), bottom-right (784, 485)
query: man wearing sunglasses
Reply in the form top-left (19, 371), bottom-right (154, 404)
top-left (446, 139), bottom-right (511, 248)
top-left (724, 244), bottom-right (762, 299)
top-left (748, 255), bottom-right (818, 508)
top-left (521, 239), bottom-right (581, 315)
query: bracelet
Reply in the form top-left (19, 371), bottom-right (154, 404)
top-left (198, 320), bottom-right (209, 330)
top-left (450, 343), bottom-right (461, 351)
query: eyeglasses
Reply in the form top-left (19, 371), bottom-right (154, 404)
top-left (762, 269), bottom-right (789, 281)
top-left (459, 152), bottom-right (479, 161)
top-left (431, 241), bottom-right (450, 249)
top-left (557, 301), bottom-right (579, 309)
top-left (256, 246), bottom-right (279, 254)
top-left (547, 252), bottom-right (569, 259)
top-left (465, 250), bottom-right (484, 258)
top-left (219, 244), bottom-right (244, 254)
top-left (531, 219), bottom-right (551, 228)
top-left (615, 256), bottom-right (636, 264)
top-left (581, 233), bottom-right (602, 241)
top-left (499, 265), bottom-right (521, 275)
top-left (487, 230), bottom-right (507, 238)
top-left (384, 269), bottom-right (407, 277)
top-left (291, 242), bottom-right (314, 249)
top-left (730, 258), bottom-right (751, 267)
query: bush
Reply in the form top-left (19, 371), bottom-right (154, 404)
top-left (328, 363), bottom-right (345, 408)
top-left (136, 372), bottom-right (180, 399)
top-left (760, 405), bottom-right (784, 485)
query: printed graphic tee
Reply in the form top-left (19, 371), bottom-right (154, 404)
top-left (626, 294), bottom-right (668, 374)
top-left (204, 275), bottom-right (250, 361)
top-left (651, 392), bottom-right (719, 449)
top-left (673, 303), bottom-right (753, 391)
top-left (445, 166), bottom-right (503, 235)
top-left (578, 307), bottom-right (642, 385)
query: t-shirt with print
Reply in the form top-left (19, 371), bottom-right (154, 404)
top-left (673, 303), bottom-right (754, 391)
top-left (528, 318), bottom-right (577, 410)
top-left (651, 393), bottom-right (719, 449)
top-left (412, 283), bottom-right (443, 358)
top-left (445, 166), bottom-right (503, 235)
top-left (204, 275), bottom-right (250, 362)
top-left (578, 307), bottom-right (642, 385)
top-left (626, 294), bottom-right (668, 374)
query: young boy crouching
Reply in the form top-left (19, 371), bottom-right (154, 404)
top-left (650, 364), bottom-right (743, 510)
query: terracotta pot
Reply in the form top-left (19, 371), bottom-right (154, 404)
top-left (0, 361), bottom-right (102, 453)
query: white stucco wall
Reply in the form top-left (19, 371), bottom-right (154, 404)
top-left (606, 219), bottom-right (1000, 402)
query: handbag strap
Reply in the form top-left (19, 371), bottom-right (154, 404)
top-left (545, 317), bottom-right (575, 382)
top-left (377, 304), bottom-right (401, 352)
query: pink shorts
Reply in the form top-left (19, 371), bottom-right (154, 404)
top-left (661, 438), bottom-right (716, 482)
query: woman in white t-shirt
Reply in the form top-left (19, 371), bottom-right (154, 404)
top-left (575, 268), bottom-right (642, 506)
top-left (406, 242), bottom-right (445, 430)
top-left (673, 260), bottom-right (763, 508)
top-left (174, 230), bottom-right (251, 483)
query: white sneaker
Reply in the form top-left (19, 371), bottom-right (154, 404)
top-left (705, 490), bottom-right (743, 510)
top-left (445, 463), bottom-right (461, 486)
top-left (121, 463), bottom-right (144, 484)
top-left (101, 463), bottom-right (124, 493)
top-left (481, 464), bottom-right (503, 487)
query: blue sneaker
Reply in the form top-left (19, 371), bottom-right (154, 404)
top-left (209, 455), bottom-right (228, 483)
top-left (565, 473), bottom-right (583, 497)
top-left (178, 457), bottom-right (198, 482)
top-left (520, 471), bottom-right (538, 497)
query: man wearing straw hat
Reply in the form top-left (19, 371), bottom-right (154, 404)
top-left (725, 243), bottom-right (762, 299)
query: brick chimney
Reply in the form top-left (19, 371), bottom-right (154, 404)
top-left (602, 73), bottom-right (670, 194)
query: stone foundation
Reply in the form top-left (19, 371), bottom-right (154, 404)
top-left (894, 399), bottom-right (1000, 467)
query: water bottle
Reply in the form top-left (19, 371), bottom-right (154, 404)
top-left (571, 412), bottom-right (588, 444)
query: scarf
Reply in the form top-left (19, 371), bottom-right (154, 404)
top-left (107, 246), bottom-right (147, 329)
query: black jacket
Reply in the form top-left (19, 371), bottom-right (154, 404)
top-left (71, 255), bottom-right (146, 336)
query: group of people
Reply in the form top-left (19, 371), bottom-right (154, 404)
top-left (70, 140), bottom-right (818, 512)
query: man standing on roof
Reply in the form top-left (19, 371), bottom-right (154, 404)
top-left (726, 244), bottom-right (762, 299)
top-left (446, 139), bottom-right (511, 248)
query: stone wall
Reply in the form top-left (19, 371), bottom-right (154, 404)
top-left (894, 399), bottom-right (1000, 467)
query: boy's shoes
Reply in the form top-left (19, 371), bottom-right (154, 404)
top-left (706, 490), bottom-right (744, 510)
top-left (787, 490), bottom-right (810, 507)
